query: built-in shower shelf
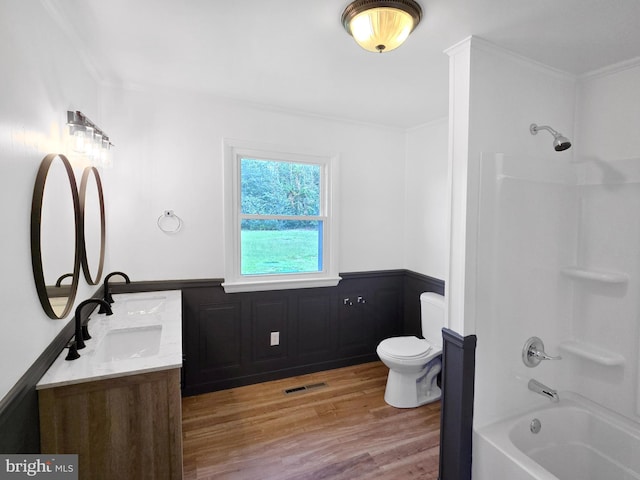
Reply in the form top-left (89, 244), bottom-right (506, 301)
top-left (561, 267), bottom-right (628, 284)
top-left (559, 340), bottom-right (625, 366)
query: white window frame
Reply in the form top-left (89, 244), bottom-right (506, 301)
top-left (222, 139), bottom-right (341, 293)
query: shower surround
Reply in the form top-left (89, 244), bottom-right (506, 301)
top-left (443, 38), bottom-right (640, 479)
top-left (473, 152), bottom-right (640, 479)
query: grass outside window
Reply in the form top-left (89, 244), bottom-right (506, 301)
top-left (241, 229), bottom-right (321, 275)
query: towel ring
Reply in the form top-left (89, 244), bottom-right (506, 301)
top-left (157, 210), bottom-right (183, 234)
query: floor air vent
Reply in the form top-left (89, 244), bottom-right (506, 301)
top-left (283, 382), bottom-right (327, 395)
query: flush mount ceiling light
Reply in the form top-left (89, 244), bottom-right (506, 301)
top-left (341, 0), bottom-right (423, 53)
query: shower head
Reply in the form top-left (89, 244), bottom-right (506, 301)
top-left (529, 123), bottom-right (572, 151)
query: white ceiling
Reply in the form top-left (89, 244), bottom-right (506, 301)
top-left (45, 0), bottom-right (640, 129)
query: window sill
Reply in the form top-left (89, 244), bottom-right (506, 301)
top-left (222, 276), bottom-right (342, 293)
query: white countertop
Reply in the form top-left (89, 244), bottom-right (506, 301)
top-left (37, 290), bottom-right (182, 390)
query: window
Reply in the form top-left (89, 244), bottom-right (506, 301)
top-left (222, 139), bottom-right (340, 292)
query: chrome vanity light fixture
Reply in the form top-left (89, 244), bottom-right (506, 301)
top-left (67, 111), bottom-right (114, 167)
top-left (341, 0), bottom-right (423, 53)
top-left (530, 123), bottom-right (572, 152)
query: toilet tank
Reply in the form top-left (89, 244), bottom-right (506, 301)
top-left (420, 292), bottom-right (445, 348)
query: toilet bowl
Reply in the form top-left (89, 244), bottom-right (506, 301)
top-left (376, 292), bottom-right (445, 408)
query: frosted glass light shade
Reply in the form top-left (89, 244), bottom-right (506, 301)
top-left (342, 0), bottom-right (422, 53)
top-left (71, 129), bottom-right (87, 153)
top-left (351, 8), bottom-right (412, 52)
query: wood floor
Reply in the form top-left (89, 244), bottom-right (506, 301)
top-left (182, 361), bottom-right (441, 479)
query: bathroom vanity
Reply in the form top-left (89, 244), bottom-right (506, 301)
top-left (37, 291), bottom-right (183, 480)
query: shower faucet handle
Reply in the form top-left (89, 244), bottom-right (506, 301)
top-left (531, 349), bottom-right (562, 361)
top-left (522, 337), bottom-right (562, 367)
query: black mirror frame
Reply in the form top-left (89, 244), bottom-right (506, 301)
top-left (79, 166), bottom-right (106, 285)
top-left (31, 153), bottom-right (81, 319)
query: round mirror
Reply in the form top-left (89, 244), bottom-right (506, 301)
top-left (31, 154), bottom-right (81, 319)
top-left (80, 167), bottom-right (105, 285)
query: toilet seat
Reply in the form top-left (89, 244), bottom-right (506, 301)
top-left (377, 336), bottom-right (438, 361)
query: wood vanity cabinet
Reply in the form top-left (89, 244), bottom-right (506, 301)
top-left (39, 368), bottom-right (183, 480)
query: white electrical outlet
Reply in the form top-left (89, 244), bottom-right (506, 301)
top-left (270, 331), bottom-right (280, 346)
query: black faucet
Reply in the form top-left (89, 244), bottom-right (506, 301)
top-left (66, 299), bottom-right (113, 361)
top-left (55, 273), bottom-right (74, 287)
top-left (99, 271), bottom-right (131, 313)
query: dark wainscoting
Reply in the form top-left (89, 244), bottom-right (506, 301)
top-left (438, 328), bottom-right (477, 480)
top-left (104, 271), bottom-right (444, 395)
top-left (0, 289), bottom-right (104, 453)
top-left (179, 270), bottom-right (444, 396)
top-left (404, 270), bottom-right (445, 336)
top-left (0, 324), bottom-right (73, 453)
top-left (0, 270), bottom-right (443, 453)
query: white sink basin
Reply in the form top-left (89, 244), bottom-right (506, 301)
top-left (95, 325), bottom-right (162, 362)
top-left (122, 295), bottom-right (166, 315)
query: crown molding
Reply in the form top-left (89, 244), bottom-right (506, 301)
top-left (445, 36), bottom-right (576, 83)
top-left (579, 55), bottom-right (640, 82)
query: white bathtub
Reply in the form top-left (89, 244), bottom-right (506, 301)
top-left (473, 393), bottom-right (640, 480)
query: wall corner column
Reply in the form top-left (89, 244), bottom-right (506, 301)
top-left (444, 36), bottom-right (476, 337)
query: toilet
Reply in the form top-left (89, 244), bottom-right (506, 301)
top-left (376, 292), bottom-right (445, 408)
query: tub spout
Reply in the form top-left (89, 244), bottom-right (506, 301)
top-left (528, 379), bottom-right (559, 403)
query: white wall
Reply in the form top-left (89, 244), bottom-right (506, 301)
top-left (404, 118), bottom-right (449, 279)
top-left (100, 85), bottom-right (409, 281)
top-left (0, 2), bottom-right (103, 402)
top-left (576, 63), bottom-right (640, 159)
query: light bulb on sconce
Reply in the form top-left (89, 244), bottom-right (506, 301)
top-left (99, 139), bottom-right (113, 168)
top-left (70, 126), bottom-right (87, 154)
top-left (85, 126), bottom-right (96, 157)
top-left (93, 132), bottom-right (102, 152)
